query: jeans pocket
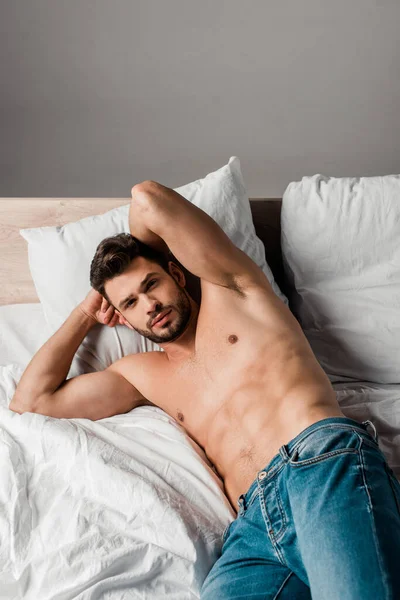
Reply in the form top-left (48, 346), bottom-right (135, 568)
top-left (289, 427), bottom-right (360, 467)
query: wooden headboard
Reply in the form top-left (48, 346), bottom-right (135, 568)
top-left (0, 198), bottom-right (284, 306)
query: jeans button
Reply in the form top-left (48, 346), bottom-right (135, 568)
top-left (258, 471), bottom-right (267, 480)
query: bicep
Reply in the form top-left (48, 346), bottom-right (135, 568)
top-left (34, 368), bottom-right (146, 421)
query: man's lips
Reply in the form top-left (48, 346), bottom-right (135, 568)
top-left (152, 309), bottom-right (171, 326)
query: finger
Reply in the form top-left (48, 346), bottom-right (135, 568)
top-left (104, 305), bottom-right (114, 318)
top-left (102, 307), bottom-right (114, 322)
top-left (101, 297), bottom-right (108, 312)
top-left (108, 313), bottom-right (120, 327)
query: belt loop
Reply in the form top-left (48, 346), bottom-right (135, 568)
top-left (362, 419), bottom-right (378, 442)
top-left (279, 444), bottom-right (290, 463)
top-left (237, 494), bottom-right (245, 515)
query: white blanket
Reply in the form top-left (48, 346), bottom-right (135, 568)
top-left (0, 364), bottom-right (235, 600)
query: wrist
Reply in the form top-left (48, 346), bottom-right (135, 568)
top-left (76, 304), bottom-right (98, 328)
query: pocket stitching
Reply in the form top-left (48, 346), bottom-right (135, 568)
top-left (290, 424), bottom-right (376, 455)
top-left (259, 476), bottom-right (287, 542)
top-left (289, 447), bottom-right (359, 467)
top-left (273, 478), bottom-right (287, 540)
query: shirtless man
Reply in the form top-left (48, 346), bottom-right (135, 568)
top-left (10, 181), bottom-right (400, 599)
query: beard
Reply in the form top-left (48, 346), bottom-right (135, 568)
top-left (128, 285), bottom-right (192, 344)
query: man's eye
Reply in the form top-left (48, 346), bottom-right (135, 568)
top-left (126, 280), bottom-right (157, 308)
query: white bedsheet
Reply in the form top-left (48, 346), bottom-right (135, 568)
top-left (0, 363), bottom-right (235, 600)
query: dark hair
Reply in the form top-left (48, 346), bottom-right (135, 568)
top-left (90, 233), bottom-right (171, 304)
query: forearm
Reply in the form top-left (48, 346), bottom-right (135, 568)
top-left (129, 191), bottom-right (171, 256)
top-left (13, 306), bottom-right (96, 407)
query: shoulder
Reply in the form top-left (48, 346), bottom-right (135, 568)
top-left (107, 350), bottom-right (167, 400)
top-left (108, 350), bottom-right (166, 378)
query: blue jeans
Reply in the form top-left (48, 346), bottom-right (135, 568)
top-left (200, 417), bottom-right (400, 599)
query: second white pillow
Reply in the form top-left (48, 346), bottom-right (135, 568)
top-left (281, 173), bottom-right (400, 384)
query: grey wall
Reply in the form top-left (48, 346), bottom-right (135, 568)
top-left (1, 0), bottom-right (399, 198)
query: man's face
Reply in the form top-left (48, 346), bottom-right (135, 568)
top-left (105, 257), bottom-right (192, 344)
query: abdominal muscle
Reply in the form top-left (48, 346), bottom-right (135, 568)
top-left (164, 345), bottom-right (345, 514)
top-left (135, 283), bottom-right (345, 514)
top-left (206, 383), bottom-right (344, 512)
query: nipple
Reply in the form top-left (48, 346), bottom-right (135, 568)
top-left (228, 334), bottom-right (238, 344)
top-left (177, 411), bottom-right (184, 422)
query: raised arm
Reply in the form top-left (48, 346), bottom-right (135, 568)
top-left (130, 180), bottom-right (270, 294)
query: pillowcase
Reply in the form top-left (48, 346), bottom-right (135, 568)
top-left (281, 174), bottom-right (400, 384)
top-left (20, 156), bottom-right (287, 375)
top-left (0, 303), bottom-right (95, 378)
top-left (0, 304), bottom-right (50, 368)
top-left (0, 302), bottom-right (50, 367)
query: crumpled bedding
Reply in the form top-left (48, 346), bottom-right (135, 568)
top-left (0, 364), bottom-right (235, 600)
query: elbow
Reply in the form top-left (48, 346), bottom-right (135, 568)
top-left (8, 398), bottom-right (23, 414)
top-left (9, 392), bottom-right (38, 415)
top-left (131, 181), bottom-right (161, 204)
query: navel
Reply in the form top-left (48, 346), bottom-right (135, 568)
top-left (177, 411), bottom-right (184, 422)
top-left (228, 334), bottom-right (238, 344)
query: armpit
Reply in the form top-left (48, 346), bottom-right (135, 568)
top-left (135, 398), bottom-right (157, 408)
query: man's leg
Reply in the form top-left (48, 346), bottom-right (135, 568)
top-left (200, 558), bottom-right (310, 600)
top-left (200, 497), bottom-right (312, 600)
top-left (285, 422), bottom-right (400, 599)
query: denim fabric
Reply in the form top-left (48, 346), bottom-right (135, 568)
top-left (200, 417), bottom-right (400, 599)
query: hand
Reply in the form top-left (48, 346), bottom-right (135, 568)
top-left (79, 289), bottom-right (134, 330)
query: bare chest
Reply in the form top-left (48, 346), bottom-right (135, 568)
top-left (144, 282), bottom-right (292, 446)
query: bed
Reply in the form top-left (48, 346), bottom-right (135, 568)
top-left (1, 161), bottom-right (400, 599)
top-left (0, 179), bottom-right (286, 599)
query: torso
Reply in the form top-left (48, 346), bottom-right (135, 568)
top-left (120, 278), bottom-right (344, 513)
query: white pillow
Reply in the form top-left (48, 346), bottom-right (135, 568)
top-left (0, 304), bottom-right (96, 378)
top-left (20, 156), bottom-right (287, 374)
top-left (0, 304), bottom-right (49, 368)
top-left (281, 174), bottom-right (400, 384)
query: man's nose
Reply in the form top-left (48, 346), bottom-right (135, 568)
top-left (145, 296), bottom-right (161, 313)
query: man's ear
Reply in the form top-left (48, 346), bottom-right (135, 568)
top-left (168, 261), bottom-right (186, 288)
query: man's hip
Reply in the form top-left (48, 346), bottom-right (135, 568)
top-left (201, 416), bottom-right (400, 600)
